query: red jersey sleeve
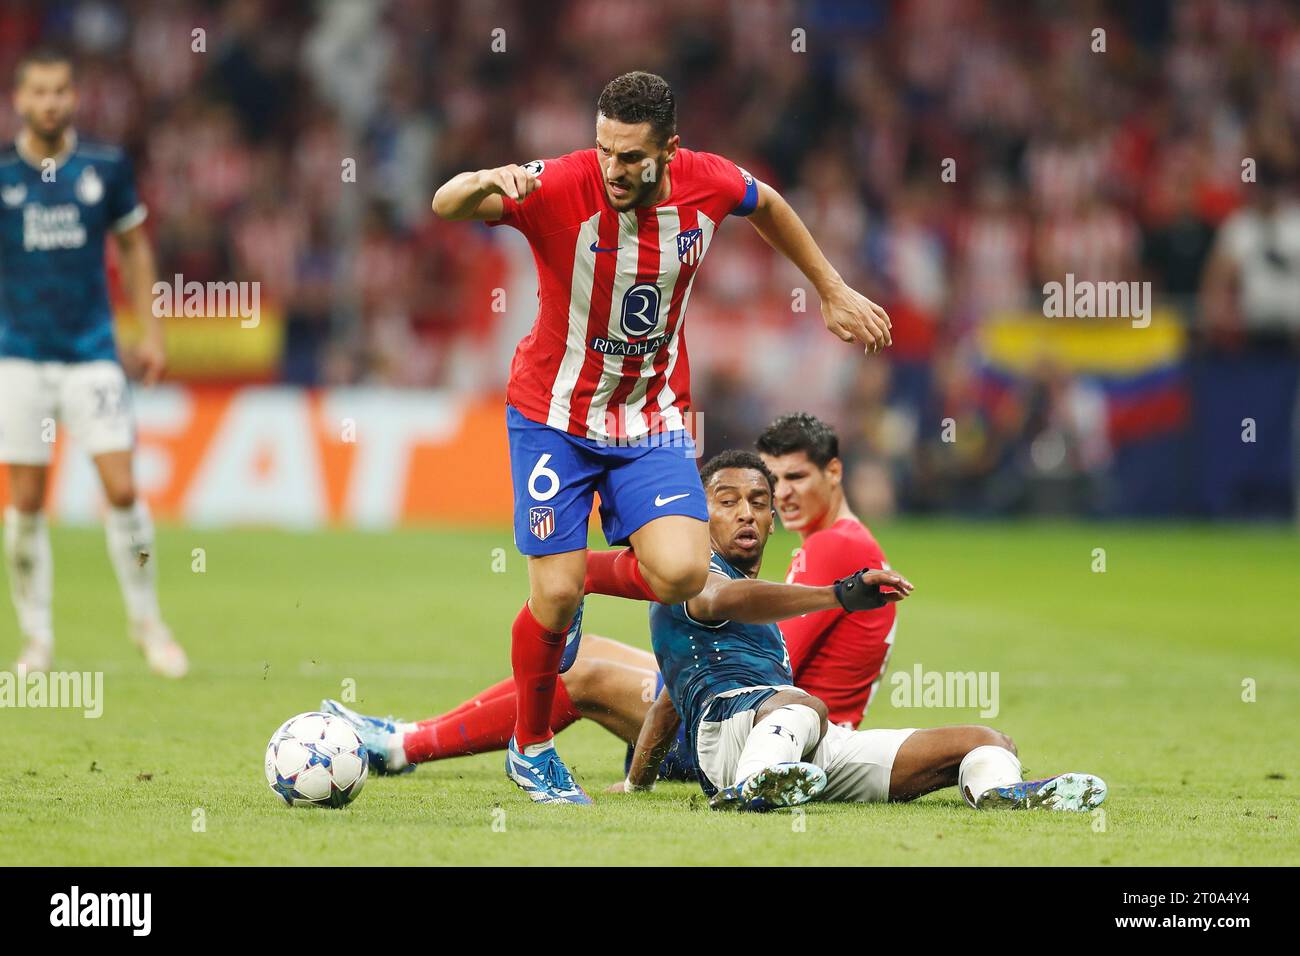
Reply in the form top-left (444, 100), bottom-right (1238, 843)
top-left (780, 524), bottom-right (885, 676)
top-left (690, 150), bottom-right (760, 218)
top-left (486, 150), bottom-right (591, 237)
top-left (780, 529), bottom-right (851, 674)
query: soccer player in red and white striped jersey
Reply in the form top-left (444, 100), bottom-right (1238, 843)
top-left (323, 419), bottom-right (903, 781)
top-left (488, 141), bottom-right (745, 442)
top-left (432, 71), bottom-right (892, 803)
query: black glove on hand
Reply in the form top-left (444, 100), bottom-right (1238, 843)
top-left (833, 568), bottom-right (888, 612)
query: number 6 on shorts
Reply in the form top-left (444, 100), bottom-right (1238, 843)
top-left (528, 453), bottom-right (560, 501)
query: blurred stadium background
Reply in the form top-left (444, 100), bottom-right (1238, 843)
top-left (2, 0), bottom-right (1298, 527)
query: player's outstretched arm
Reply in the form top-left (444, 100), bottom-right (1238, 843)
top-left (609, 689), bottom-right (681, 793)
top-left (431, 165), bottom-right (540, 221)
top-left (746, 181), bottom-right (892, 354)
top-left (686, 567), bottom-right (912, 626)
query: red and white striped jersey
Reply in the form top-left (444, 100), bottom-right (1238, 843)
top-left (488, 147), bottom-right (759, 441)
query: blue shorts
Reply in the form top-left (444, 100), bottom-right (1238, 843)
top-left (622, 673), bottom-right (699, 783)
top-left (506, 404), bottom-right (708, 557)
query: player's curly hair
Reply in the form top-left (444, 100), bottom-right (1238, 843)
top-left (699, 450), bottom-right (776, 495)
top-left (755, 412), bottom-right (840, 469)
top-left (597, 71), bottom-right (676, 145)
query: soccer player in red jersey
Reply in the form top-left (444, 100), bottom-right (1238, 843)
top-left (326, 450), bottom-right (1105, 815)
top-left (431, 72), bottom-right (892, 802)
top-left (322, 415), bottom-right (901, 782)
top-left (756, 412), bottom-right (896, 728)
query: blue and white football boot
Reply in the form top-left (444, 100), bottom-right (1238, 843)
top-left (505, 737), bottom-right (593, 804)
top-left (320, 698), bottom-right (415, 776)
top-left (975, 772), bottom-right (1107, 811)
top-left (557, 599), bottom-right (584, 674)
top-left (708, 761), bottom-right (828, 812)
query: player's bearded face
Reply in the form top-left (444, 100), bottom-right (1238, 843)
top-left (595, 116), bottom-right (675, 210)
top-left (16, 63), bottom-right (76, 140)
top-left (614, 152), bottom-right (665, 208)
top-left (706, 469), bottom-right (775, 574)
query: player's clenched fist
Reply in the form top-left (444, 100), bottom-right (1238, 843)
top-left (820, 280), bottom-right (892, 354)
top-left (476, 164), bottom-right (540, 202)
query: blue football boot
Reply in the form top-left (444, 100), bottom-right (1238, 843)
top-left (975, 772), bottom-right (1107, 811)
top-left (505, 737), bottom-right (592, 804)
top-left (320, 698), bottom-right (415, 776)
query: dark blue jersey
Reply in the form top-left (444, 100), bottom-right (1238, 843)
top-left (0, 133), bottom-right (145, 362)
top-left (649, 551), bottom-right (793, 753)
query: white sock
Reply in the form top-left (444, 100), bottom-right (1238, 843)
top-left (734, 704), bottom-right (822, 785)
top-left (105, 501), bottom-right (162, 626)
top-left (958, 744), bottom-right (1023, 808)
top-left (3, 506), bottom-right (54, 647)
top-left (386, 733), bottom-right (409, 770)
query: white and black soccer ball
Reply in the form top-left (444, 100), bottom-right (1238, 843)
top-left (264, 711), bottom-right (368, 808)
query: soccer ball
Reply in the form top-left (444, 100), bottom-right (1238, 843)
top-left (264, 711), bottom-right (368, 808)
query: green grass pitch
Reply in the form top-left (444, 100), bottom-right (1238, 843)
top-left (1, 520), bottom-right (1296, 866)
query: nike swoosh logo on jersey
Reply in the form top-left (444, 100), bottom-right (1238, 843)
top-left (589, 242), bottom-right (622, 253)
top-left (655, 493), bottom-right (690, 506)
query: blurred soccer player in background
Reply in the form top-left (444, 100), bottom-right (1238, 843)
top-left (431, 71), bottom-right (892, 803)
top-left (0, 48), bottom-right (185, 678)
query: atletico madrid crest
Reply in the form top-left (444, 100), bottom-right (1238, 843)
top-left (529, 506), bottom-right (556, 541)
top-left (676, 228), bottom-right (703, 265)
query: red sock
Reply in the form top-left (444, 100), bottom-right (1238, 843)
top-left (510, 601), bottom-right (566, 748)
top-left (584, 548), bottom-right (658, 601)
top-left (404, 679), bottom-right (581, 763)
top-left (419, 676), bottom-right (516, 728)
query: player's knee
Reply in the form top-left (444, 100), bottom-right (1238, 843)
top-left (8, 489), bottom-right (45, 513)
top-left (558, 660), bottom-right (593, 706)
top-left (972, 725), bottom-right (1016, 755)
top-left (103, 484), bottom-right (137, 510)
top-left (798, 693), bottom-right (830, 725)
top-left (649, 558), bottom-right (709, 604)
top-left (6, 473), bottom-right (47, 513)
top-left (529, 579), bottom-right (584, 627)
top-left (808, 696), bottom-right (830, 738)
top-left (763, 691), bottom-right (829, 738)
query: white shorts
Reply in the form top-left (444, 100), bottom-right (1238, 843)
top-left (694, 685), bottom-right (916, 803)
top-left (807, 723), bottom-right (916, 803)
top-left (0, 358), bottom-right (135, 464)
